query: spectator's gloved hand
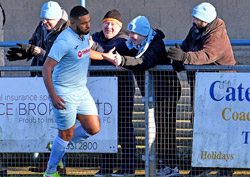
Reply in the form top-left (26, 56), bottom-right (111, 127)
top-left (168, 43), bottom-right (188, 62)
top-left (172, 60), bottom-right (184, 72)
top-left (6, 43), bottom-right (36, 61)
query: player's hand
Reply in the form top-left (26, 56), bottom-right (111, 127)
top-left (107, 47), bottom-right (115, 57)
top-left (51, 95), bottom-right (66, 110)
top-left (102, 47), bottom-right (117, 64)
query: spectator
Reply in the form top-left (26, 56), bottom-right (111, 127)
top-left (104, 15), bottom-right (181, 177)
top-left (168, 2), bottom-right (236, 176)
top-left (6, 1), bottom-right (69, 175)
top-left (90, 9), bottom-right (136, 177)
top-left (42, 5), bottom-right (116, 177)
top-left (6, 1), bottom-right (70, 76)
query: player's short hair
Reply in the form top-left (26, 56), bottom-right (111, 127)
top-left (70, 6), bottom-right (89, 22)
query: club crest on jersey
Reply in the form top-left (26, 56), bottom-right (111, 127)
top-left (77, 47), bottom-right (90, 59)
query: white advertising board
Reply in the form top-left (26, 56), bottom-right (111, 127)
top-left (0, 77), bottom-right (118, 153)
top-left (192, 72), bottom-right (250, 168)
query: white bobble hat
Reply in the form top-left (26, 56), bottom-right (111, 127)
top-left (192, 2), bottom-right (217, 23)
top-left (40, 1), bottom-right (62, 20)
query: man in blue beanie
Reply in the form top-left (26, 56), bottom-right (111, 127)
top-left (103, 15), bottom-right (181, 177)
top-left (6, 1), bottom-right (70, 76)
top-left (168, 2), bottom-right (236, 177)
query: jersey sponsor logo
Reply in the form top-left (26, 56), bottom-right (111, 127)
top-left (77, 47), bottom-right (90, 59)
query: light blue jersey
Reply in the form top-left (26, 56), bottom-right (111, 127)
top-left (47, 27), bottom-right (98, 130)
top-left (48, 27), bottom-right (90, 95)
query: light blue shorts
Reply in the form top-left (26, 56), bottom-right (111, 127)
top-left (52, 89), bottom-right (98, 130)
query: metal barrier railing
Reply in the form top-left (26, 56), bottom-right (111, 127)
top-left (0, 41), bottom-right (28, 47)
top-left (1, 39), bottom-right (250, 47)
top-left (163, 39), bottom-right (250, 46)
top-left (0, 64), bottom-right (249, 72)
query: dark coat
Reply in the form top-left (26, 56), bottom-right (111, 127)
top-left (181, 18), bottom-right (236, 65)
top-left (120, 29), bottom-right (170, 70)
top-left (91, 30), bottom-right (130, 65)
top-left (29, 9), bottom-right (70, 66)
top-left (120, 29), bottom-right (181, 98)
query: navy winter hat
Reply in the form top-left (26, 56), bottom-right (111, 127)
top-left (192, 2), bottom-right (217, 23)
top-left (102, 9), bottom-right (122, 27)
top-left (127, 16), bottom-right (151, 37)
top-left (40, 1), bottom-right (62, 20)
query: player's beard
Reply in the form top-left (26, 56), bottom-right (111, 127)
top-left (76, 25), bottom-right (89, 35)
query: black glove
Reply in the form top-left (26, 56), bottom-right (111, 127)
top-left (6, 43), bottom-right (35, 61)
top-left (168, 43), bottom-right (188, 62)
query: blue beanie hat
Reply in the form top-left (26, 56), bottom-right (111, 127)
top-left (40, 1), bottom-right (62, 20)
top-left (127, 16), bottom-right (151, 37)
top-left (192, 2), bottom-right (217, 23)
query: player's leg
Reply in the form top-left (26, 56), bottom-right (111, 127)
top-left (46, 127), bottom-right (74, 171)
top-left (44, 96), bottom-right (77, 177)
top-left (77, 114), bottom-right (100, 135)
top-left (70, 114), bottom-right (100, 144)
top-left (70, 89), bottom-right (100, 144)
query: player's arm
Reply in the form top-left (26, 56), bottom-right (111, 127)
top-left (42, 57), bottom-right (57, 98)
top-left (42, 57), bottom-right (66, 110)
top-left (90, 48), bottom-right (116, 65)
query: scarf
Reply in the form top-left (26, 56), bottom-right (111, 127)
top-left (126, 28), bottom-right (156, 58)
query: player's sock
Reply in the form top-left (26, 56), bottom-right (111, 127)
top-left (70, 125), bottom-right (91, 144)
top-left (46, 136), bottom-right (69, 174)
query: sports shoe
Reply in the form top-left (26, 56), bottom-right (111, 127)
top-left (43, 171), bottom-right (61, 177)
top-left (156, 166), bottom-right (180, 176)
top-left (111, 169), bottom-right (135, 176)
top-left (94, 168), bottom-right (113, 176)
top-left (28, 162), bottom-right (66, 175)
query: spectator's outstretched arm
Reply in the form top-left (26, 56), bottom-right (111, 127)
top-left (168, 43), bottom-right (190, 63)
top-left (6, 43), bottom-right (36, 61)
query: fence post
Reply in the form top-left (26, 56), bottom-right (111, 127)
top-left (145, 70), bottom-right (156, 177)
